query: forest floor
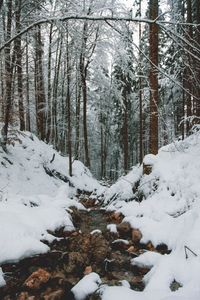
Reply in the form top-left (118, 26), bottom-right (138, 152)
top-left (0, 192), bottom-right (167, 300)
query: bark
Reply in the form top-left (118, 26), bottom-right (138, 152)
top-left (80, 20), bottom-right (90, 168)
top-left (35, 25), bottom-right (46, 140)
top-left (66, 27), bottom-right (72, 177)
top-left (46, 23), bottom-right (53, 143)
top-left (1, 0), bottom-right (13, 150)
top-left (74, 66), bottom-right (81, 160)
top-left (15, 0), bottom-right (25, 131)
top-left (25, 34), bottom-right (31, 131)
top-left (123, 97), bottom-right (129, 173)
top-left (185, 0), bottom-right (193, 134)
top-left (139, 0), bottom-right (143, 164)
top-left (149, 0), bottom-right (159, 155)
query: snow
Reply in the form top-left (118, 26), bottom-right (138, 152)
top-left (104, 165), bottom-right (142, 205)
top-left (107, 223), bottom-right (117, 233)
top-left (102, 132), bottom-right (200, 300)
top-left (0, 131), bottom-right (101, 285)
top-left (71, 272), bottom-right (101, 300)
top-left (143, 154), bottom-right (157, 165)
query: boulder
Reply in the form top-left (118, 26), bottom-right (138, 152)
top-left (131, 228), bottom-right (142, 243)
top-left (117, 222), bottom-right (131, 238)
top-left (24, 268), bottom-right (50, 290)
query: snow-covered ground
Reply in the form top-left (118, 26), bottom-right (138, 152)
top-left (1, 129), bottom-right (200, 300)
top-left (0, 130), bottom-right (101, 286)
top-left (102, 132), bottom-right (200, 300)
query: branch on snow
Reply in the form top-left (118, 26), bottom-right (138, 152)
top-left (43, 165), bottom-right (75, 187)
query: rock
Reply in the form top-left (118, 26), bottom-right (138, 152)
top-left (80, 198), bottom-right (96, 208)
top-left (111, 239), bottom-right (130, 251)
top-left (90, 233), bottom-right (111, 264)
top-left (17, 293), bottom-right (35, 300)
top-left (131, 228), bottom-right (142, 243)
top-left (109, 212), bottom-right (124, 224)
top-left (131, 276), bottom-right (145, 291)
top-left (145, 241), bottom-right (156, 251)
top-left (64, 252), bottom-right (86, 274)
top-left (43, 289), bottom-right (64, 300)
top-left (156, 243), bottom-right (171, 254)
top-left (84, 266), bottom-right (92, 275)
top-left (117, 222), bottom-right (131, 238)
top-left (24, 268), bottom-right (51, 290)
top-left (127, 245), bottom-right (137, 254)
top-left (108, 251), bottom-right (131, 272)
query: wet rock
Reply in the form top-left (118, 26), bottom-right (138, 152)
top-left (17, 292), bottom-right (35, 300)
top-left (117, 222), bottom-right (131, 238)
top-left (108, 212), bottom-right (124, 224)
top-left (131, 264), bottom-right (150, 276)
top-left (90, 233), bottom-right (111, 264)
top-left (24, 268), bottom-right (51, 289)
top-left (111, 239), bottom-right (130, 251)
top-left (127, 245), bottom-right (136, 254)
top-left (131, 276), bottom-right (145, 291)
top-left (131, 228), bottom-right (142, 243)
top-left (88, 293), bottom-right (101, 300)
top-left (80, 198), bottom-right (97, 208)
top-left (84, 266), bottom-right (93, 275)
top-left (156, 243), bottom-right (171, 254)
top-left (43, 289), bottom-right (64, 300)
top-left (64, 252), bottom-right (87, 274)
top-left (69, 233), bottom-right (90, 253)
top-left (145, 241), bottom-right (156, 252)
top-left (70, 207), bottom-right (83, 227)
top-left (108, 251), bottom-right (131, 272)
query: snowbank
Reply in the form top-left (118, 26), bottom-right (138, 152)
top-left (71, 272), bottom-right (101, 300)
top-left (103, 165), bottom-right (142, 205)
top-left (0, 130), bottom-right (101, 197)
top-left (103, 132), bottom-right (200, 299)
top-left (0, 130), bottom-right (101, 286)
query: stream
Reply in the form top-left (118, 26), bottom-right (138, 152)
top-left (0, 194), bottom-right (151, 300)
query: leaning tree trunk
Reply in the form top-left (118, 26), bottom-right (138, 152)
top-left (149, 0), bottom-right (159, 155)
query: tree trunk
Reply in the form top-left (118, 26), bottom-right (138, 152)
top-left (35, 25), bottom-right (46, 140)
top-left (15, 0), bottom-right (25, 131)
top-left (25, 34), bottom-right (31, 131)
top-left (149, 0), bottom-right (159, 155)
top-left (74, 65), bottom-right (81, 160)
top-left (46, 23), bottom-right (53, 143)
top-left (1, 0), bottom-right (13, 150)
top-left (66, 26), bottom-right (72, 176)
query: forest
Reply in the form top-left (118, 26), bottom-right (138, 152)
top-left (0, 1), bottom-right (200, 300)
top-left (0, 0), bottom-right (199, 180)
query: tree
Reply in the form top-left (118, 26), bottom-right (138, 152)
top-left (149, 0), bottom-right (159, 155)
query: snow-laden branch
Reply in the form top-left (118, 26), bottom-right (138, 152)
top-left (105, 20), bottom-right (200, 102)
top-left (0, 14), bottom-right (200, 52)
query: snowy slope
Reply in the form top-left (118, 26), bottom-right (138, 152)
top-left (102, 132), bottom-right (200, 300)
top-left (0, 130), bottom-right (101, 286)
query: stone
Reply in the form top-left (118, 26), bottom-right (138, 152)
top-left (24, 268), bottom-right (50, 290)
top-left (127, 245), bottom-right (136, 254)
top-left (117, 222), bottom-right (131, 238)
top-left (17, 293), bottom-right (35, 300)
top-left (84, 266), bottom-right (92, 275)
top-left (64, 252), bottom-right (86, 274)
top-left (131, 228), bottom-right (142, 243)
top-left (109, 212), bottom-right (123, 224)
top-left (43, 289), bottom-right (64, 300)
top-left (145, 241), bottom-right (156, 251)
top-left (111, 239), bottom-right (130, 251)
